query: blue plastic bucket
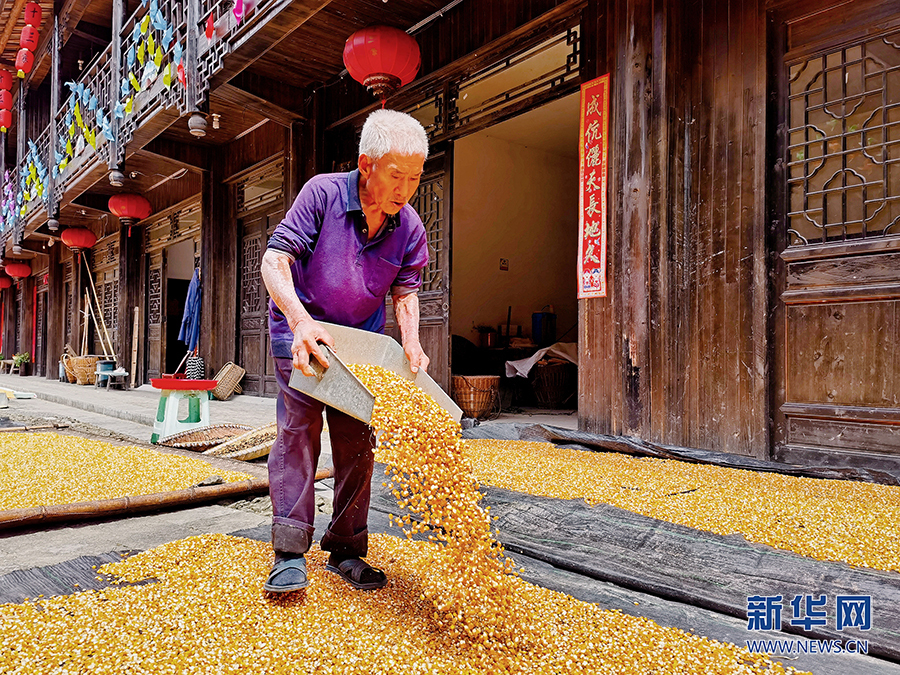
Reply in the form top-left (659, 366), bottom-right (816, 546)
top-left (96, 360), bottom-right (116, 385)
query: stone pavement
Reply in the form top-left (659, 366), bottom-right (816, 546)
top-left (0, 372), bottom-right (578, 446)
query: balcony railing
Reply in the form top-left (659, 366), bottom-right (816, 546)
top-left (2, 0), bottom-right (280, 243)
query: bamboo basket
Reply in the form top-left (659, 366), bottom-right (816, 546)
top-left (211, 362), bottom-right (246, 400)
top-left (67, 356), bottom-right (99, 386)
top-left (157, 424), bottom-right (254, 451)
top-left (451, 375), bottom-right (500, 419)
top-left (533, 362), bottom-right (577, 408)
top-left (203, 422), bottom-right (277, 458)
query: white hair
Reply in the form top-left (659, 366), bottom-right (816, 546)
top-left (358, 109), bottom-right (429, 161)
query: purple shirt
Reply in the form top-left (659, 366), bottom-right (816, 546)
top-left (266, 169), bottom-right (428, 358)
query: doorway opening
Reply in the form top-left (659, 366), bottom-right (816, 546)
top-left (451, 92), bottom-right (580, 413)
top-left (165, 239), bottom-right (195, 374)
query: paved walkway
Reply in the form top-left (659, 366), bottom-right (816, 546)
top-left (0, 373), bottom-right (577, 446)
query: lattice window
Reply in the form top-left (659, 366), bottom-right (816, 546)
top-left (449, 26), bottom-right (580, 133)
top-left (787, 30), bottom-right (900, 245)
top-left (106, 240), bottom-right (118, 265)
top-left (410, 174), bottom-right (444, 293)
top-left (148, 268), bottom-right (162, 324)
top-left (241, 235), bottom-right (261, 313)
top-left (65, 281), bottom-right (73, 342)
top-left (237, 161), bottom-right (284, 215)
top-left (103, 281), bottom-right (118, 332)
top-left (35, 292), bottom-right (45, 365)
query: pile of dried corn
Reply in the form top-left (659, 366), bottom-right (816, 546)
top-left (461, 439), bottom-right (900, 574)
top-left (0, 433), bottom-right (251, 510)
top-left (0, 534), bottom-right (803, 674)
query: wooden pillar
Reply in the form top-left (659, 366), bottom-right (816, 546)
top-left (578, 0), bottom-right (655, 437)
top-left (200, 147), bottom-right (236, 375)
top-left (46, 244), bottom-right (65, 379)
top-left (117, 223), bottom-right (144, 384)
top-left (48, 15), bottom-right (60, 222)
top-left (108, 0), bottom-right (125, 172)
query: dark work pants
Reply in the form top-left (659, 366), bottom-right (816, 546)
top-left (269, 357), bottom-right (375, 558)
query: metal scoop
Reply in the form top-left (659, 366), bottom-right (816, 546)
top-left (288, 322), bottom-right (463, 424)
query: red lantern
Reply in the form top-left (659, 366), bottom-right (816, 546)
top-left (24, 2), bottom-right (42, 28)
top-left (109, 193), bottom-right (152, 236)
top-left (61, 227), bottom-right (98, 262)
top-left (0, 91), bottom-right (11, 110)
top-left (15, 49), bottom-right (34, 78)
top-left (0, 276), bottom-right (11, 290)
top-left (0, 69), bottom-right (11, 91)
top-left (4, 262), bottom-right (32, 280)
top-left (342, 26), bottom-right (421, 100)
top-left (19, 25), bottom-right (39, 52)
top-left (0, 109), bottom-right (11, 133)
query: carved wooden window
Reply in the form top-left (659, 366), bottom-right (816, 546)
top-left (241, 235), bottom-right (262, 314)
top-left (237, 161), bottom-right (284, 215)
top-left (409, 172), bottom-right (444, 293)
top-left (787, 30), bottom-right (900, 245)
top-left (450, 26), bottom-right (580, 133)
top-left (148, 268), bottom-right (162, 325)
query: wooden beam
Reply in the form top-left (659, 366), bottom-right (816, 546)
top-left (216, 82), bottom-right (303, 127)
top-left (69, 26), bottom-right (109, 47)
top-left (139, 139), bottom-right (208, 172)
top-left (207, 0), bottom-right (333, 90)
top-left (0, 0), bottom-right (28, 58)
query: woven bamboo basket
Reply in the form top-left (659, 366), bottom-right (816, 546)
top-left (220, 439), bottom-right (276, 462)
top-left (212, 362), bottom-right (246, 400)
top-left (68, 356), bottom-right (99, 386)
top-left (451, 375), bottom-right (500, 419)
top-left (533, 362), bottom-right (577, 408)
top-left (157, 424), bottom-right (254, 451)
top-left (203, 422), bottom-right (277, 458)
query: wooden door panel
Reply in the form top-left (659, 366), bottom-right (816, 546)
top-left (241, 334), bottom-right (262, 394)
top-left (775, 16), bottom-right (900, 468)
top-left (786, 302), bottom-right (897, 407)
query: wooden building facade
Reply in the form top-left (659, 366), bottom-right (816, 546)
top-left (0, 0), bottom-right (897, 472)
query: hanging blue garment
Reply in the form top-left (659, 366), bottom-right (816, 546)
top-left (178, 268), bottom-right (202, 352)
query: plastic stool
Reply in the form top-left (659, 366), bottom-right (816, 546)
top-left (151, 389), bottom-right (211, 444)
top-left (150, 378), bottom-right (218, 444)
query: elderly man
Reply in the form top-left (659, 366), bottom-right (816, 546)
top-left (260, 109), bottom-right (430, 593)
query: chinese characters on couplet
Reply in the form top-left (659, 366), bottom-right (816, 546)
top-left (578, 74), bottom-right (609, 299)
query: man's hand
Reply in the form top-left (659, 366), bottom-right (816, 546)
top-left (290, 318), bottom-right (335, 376)
top-left (403, 339), bottom-right (429, 374)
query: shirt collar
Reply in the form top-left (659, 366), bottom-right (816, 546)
top-left (346, 169), bottom-right (362, 213)
top-left (345, 168), bottom-right (400, 234)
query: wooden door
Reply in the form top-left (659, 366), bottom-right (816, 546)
top-left (385, 149), bottom-right (452, 391)
top-left (35, 289), bottom-right (46, 377)
top-left (238, 205), bottom-right (283, 396)
top-left (146, 251), bottom-right (167, 380)
top-left (773, 15), bottom-right (900, 471)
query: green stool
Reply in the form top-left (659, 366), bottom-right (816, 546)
top-left (150, 378), bottom-right (217, 444)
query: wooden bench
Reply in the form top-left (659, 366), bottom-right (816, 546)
top-left (0, 359), bottom-right (15, 375)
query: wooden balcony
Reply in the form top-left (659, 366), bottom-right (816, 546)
top-left (0, 0), bottom-right (328, 245)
